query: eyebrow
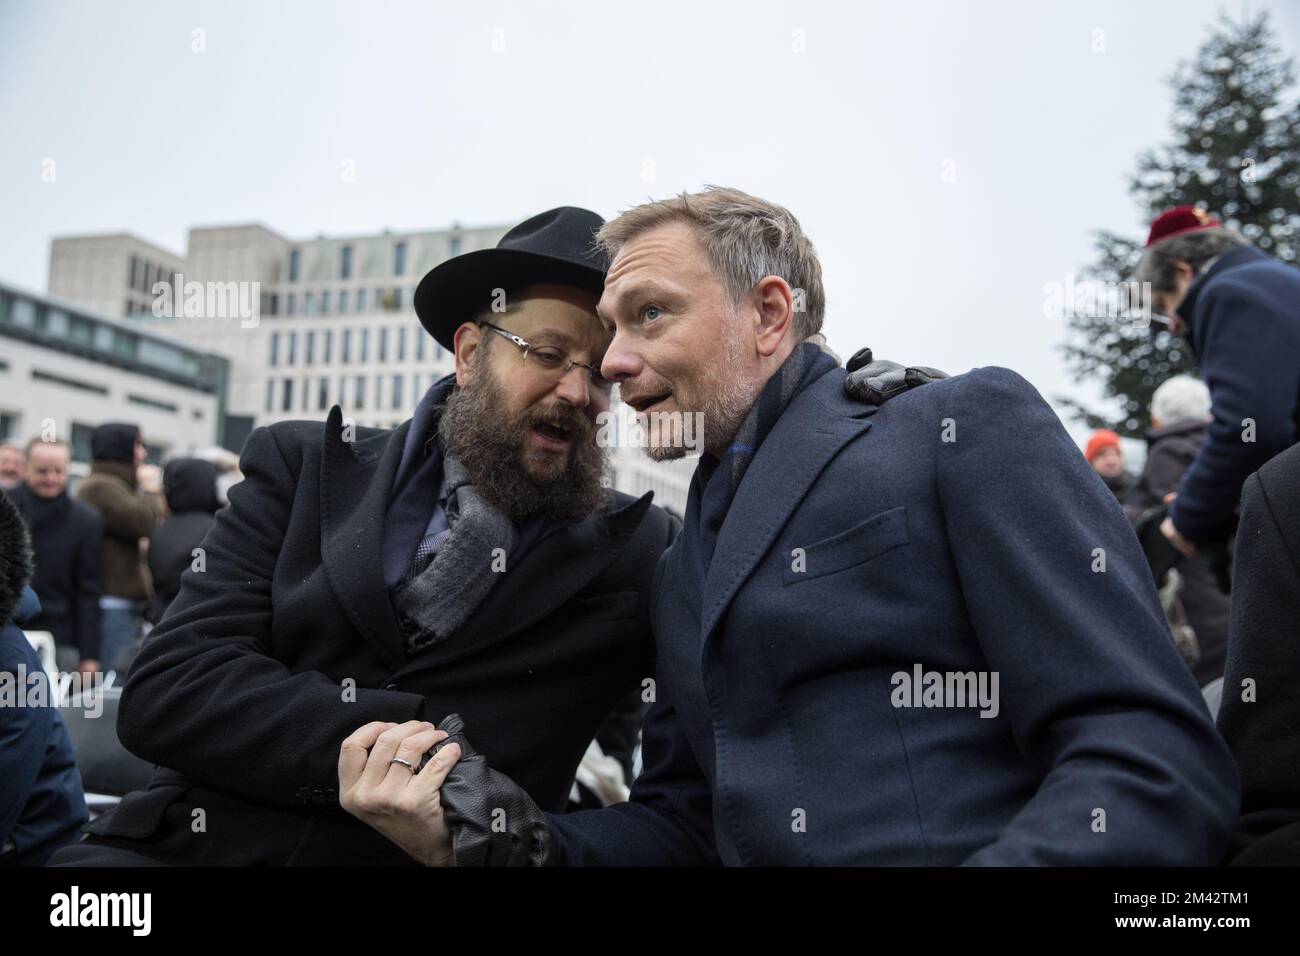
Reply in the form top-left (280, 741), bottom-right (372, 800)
top-left (597, 280), bottom-right (684, 325)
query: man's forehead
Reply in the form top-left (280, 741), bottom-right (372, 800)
top-left (604, 223), bottom-right (707, 296)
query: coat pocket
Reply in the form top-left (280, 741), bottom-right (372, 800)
top-left (782, 505), bottom-right (909, 585)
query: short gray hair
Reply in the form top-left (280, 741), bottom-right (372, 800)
top-left (596, 186), bottom-right (826, 340)
top-left (1151, 375), bottom-right (1211, 427)
top-left (1134, 228), bottom-right (1249, 293)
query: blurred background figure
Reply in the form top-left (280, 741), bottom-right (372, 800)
top-left (1133, 376), bottom-right (1229, 686)
top-left (1135, 207), bottom-right (1300, 559)
top-left (1085, 428), bottom-right (1134, 504)
top-left (191, 446), bottom-right (244, 506)
top-left (0, 443), bottom-right (26, 492)
top-left (75, 423), bottom-right (163, 674)
top-left (147, 458), bottom-right (222, 624)
top-left (0, 491), bottom-right (88, 867)
top-left (1215, 440), bottom-right (1300, 864)
top-left (3, 439), bottom-right (103, 674)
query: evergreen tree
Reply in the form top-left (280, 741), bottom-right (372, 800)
top-left (1059, 11), bottom-right (1300, 436)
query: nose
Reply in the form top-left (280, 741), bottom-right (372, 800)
top-left (600, 331), bottom-right (642, 384)
top-left (554, 364), bottom-right (593, 409)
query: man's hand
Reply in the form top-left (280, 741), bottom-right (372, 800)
top-left (338, 719), bottom-right (463, 866)
top-left (76, 658), bottom-right (101, 675)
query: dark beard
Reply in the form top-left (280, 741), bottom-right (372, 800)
top-left (436, 369), bottom-right (610, 524)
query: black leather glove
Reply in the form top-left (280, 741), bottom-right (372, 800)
top-left (430, 713), bottom-right (558, 867)
top-left (844, 347), bottom-right (949, 406)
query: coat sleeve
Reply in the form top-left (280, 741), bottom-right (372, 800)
top-left (547, 688), bottom-right (720, 865)
top-left (75, 509), bottom-right (103, 661)
top-left (79, 478), bottom-right (162, 543)
top-left (546, 538), bottom-right (719, 866)
top-left (116, 425), bottom-right (428, 810)
top-left (0, 629), bottom-right (49, 845)
top-left (935, 367), bottom-right (1239, 865)
top-left (1171, 279), bottom-right (1300, 543)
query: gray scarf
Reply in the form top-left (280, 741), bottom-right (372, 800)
top-left (395, 454), bottom-right (518, 652)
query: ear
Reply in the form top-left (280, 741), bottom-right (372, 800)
top-left (752, 275), bottom-right (795, 358)
top-left (453, 323), bottom-right (482, 386)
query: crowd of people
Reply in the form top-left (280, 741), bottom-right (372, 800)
top-left (1, 190), bottom-right (1297, 867)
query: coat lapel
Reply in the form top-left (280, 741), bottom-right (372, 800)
top-left (393, 491), bottom-right (654, 678)
top-left (319, 406), bottom-right (410, 671)
top-left (699, 372), bottom-right (873, 650)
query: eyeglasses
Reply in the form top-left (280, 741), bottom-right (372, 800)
top-left (478, 322), bottom-right (613, 393)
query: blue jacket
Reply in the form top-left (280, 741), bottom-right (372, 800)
top-left (0, 587), bottom-right (88, 865)
top-left (549, 365), bottom-right (1239, 864)
top-left (1171, 246), bottom-right (1300, 543)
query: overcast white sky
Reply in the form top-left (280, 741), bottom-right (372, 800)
top-left (2, 0), bottom-right (1297, 440)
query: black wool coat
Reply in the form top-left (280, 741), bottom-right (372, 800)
top-left (78, 408), bottom-right (675, 865)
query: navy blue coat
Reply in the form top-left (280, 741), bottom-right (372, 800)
top-left (1171, 246), bottom-right (1300, 543)
top-left (549, 365), bottom-right (1239, 864)
top-left (0, 587), bottom-right (88, 865)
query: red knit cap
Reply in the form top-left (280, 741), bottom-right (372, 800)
top-left (1146, 206), bottom-right (1222, 247)
top-left (1085, 429), bottom-right (1122, 463)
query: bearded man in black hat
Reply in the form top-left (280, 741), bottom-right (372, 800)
top-left (50, 207), bottom-right (678, 867)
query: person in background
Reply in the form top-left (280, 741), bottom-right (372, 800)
top-left (0, 491), bottom-right (88, 866)
top-left (1085, 429), bottom-right (1134, 505)
top-left (1134, 206), bottom-right (1300, 559)
top-left (0, 442), bottom-right (26, 492)
top-left (147, 457), bottom-right (222, 623)
top-left (1215, 440), bottom-right (1300, 865)
top-left (75, 424), bottom-right (163, 673)
top-left (1133, 376), bottom-right (1229, 685)
top-left (4, 439), bottom-right (103, 674)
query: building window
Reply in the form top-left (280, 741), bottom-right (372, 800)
top-left (340, 289), bottom-right (349, 314)
top-left (354, 375), bottom-right (366, 410)
top-left (305, 292), bottom-right (315, 316)
top-left (397, 326), bottom-right (407, 362)
top-left (269, 293), bottom-right (279, 317)
top-left (393, 287), bottom-right (403, 311)
top-left (342, 328), bottom-right (352, 363)
top-left (340, 246), bottom-right (353, 280)
top-left (449, 236), bottom-right (462, 256)
top-left (378, 327), bottom-right (388, 363)
top-left (289, 249), bottom-right (301, 283)
top-left (318, 377), bottom-right (329, 410)
top-left (415, 332), bottom-right (426, 362)
top-left (323, 329), bottom-right (333, 364)
top-left (306, 331), bottom-right (315, 366)
top-left (356, 288), bottom-right (367, 313)
top-left (287, 292), bottom-right (297, 316)
top-left (287, 331), bottom-right (298, 366)
top-left (360, 328), bottom-right (370, 363)
top-left (337, 376), bottom-right (347, 405)
top-left (270, 332), bottom-right (280, 367)
top-left (281, 378), bottom-right (294, 412)
top-left (394, 241), bottom-right (407, 276)
top-left (265, 379), bottom-right (274, 412)
top-left (321, 290), bottom-right (331, 315)
top-left (392, 374), bottom-right (403, 409)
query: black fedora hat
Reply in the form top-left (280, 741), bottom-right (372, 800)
top-left (414, 206), bottom-right (607, 351)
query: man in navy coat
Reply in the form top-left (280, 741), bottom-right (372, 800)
top-left (1135, 206), bottom-right (1300, 555)
top-left (423, 187), bottom-right (1239, 866)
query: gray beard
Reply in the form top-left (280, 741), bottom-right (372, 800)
top-left (436, 371), bottom-right (611, 524)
